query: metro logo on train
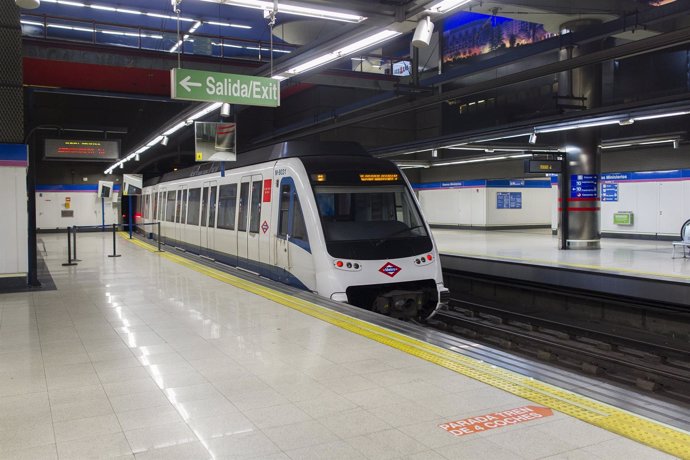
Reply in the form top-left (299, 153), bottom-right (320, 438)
top-left (379, 262), bottom-right (402, 278)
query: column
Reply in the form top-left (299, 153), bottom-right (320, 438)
top-left (558, 19), bottom-right (602, 249)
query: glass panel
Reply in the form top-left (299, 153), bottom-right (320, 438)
top-left (249, 180), bottom-right (262, 234)
top-left (166, 191), bottom-right (176, 223)
top-left (209, 186), bottom-right (218, 228)
top-left (200, 187), bottom-right (207, 226)
top-left (217, 184), bottom-right (237, 230)
top-left (314, 185), bottom-right (427, 242)
top-left (278, 185), bottom-right (290, 237)
top-left (187, 188), bottom-right (201, 226)
top-left (238, 182), bottom-right (249, 232)
top-left (292, 195), bottom-right (308, 242)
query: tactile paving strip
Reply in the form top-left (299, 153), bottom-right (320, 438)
top-left (123, 233), bottom-right (690, 459)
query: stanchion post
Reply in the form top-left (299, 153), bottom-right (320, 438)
top-left (62, 226), bottom-right (77, 266)
top-left (72, 226), bottom-right (81, 262)
top-left (108, 223), bottom-right (121, 258)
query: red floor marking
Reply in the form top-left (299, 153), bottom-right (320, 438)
top-left (439, 406), bottom-right (554, 437)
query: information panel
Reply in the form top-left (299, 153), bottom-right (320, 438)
top-left (601, 183), bottom-right (619, 202)
top-left (44, 139), bottom-right (120, 161)
top-left (497, 192), bottom-right (522, 209)
top-left (570, 174), bottom-right (598, 199)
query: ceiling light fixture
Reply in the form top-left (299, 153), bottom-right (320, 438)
top-left (201, 0), bottom-right (366, 23)
top-left (15, 0), bottom-right (41, 9)
top-left (528, 132), bottom-right (537, 144)
top-left (425, 0), bottom-right (471, 14)
top-left (286, 30), bottom-right (402, 75)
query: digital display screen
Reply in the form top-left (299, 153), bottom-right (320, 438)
top-left (44, 139), bottom-right (120, 161)
top-left (359, 174), bottom-right (399, 182)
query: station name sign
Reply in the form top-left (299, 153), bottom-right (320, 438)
top-left (171, 68), bottom-right (280, 108)
top-left (44, 139), bottom-right (120, 161)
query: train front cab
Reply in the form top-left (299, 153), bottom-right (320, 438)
top-left (293, 156), bottom-right (450, 321)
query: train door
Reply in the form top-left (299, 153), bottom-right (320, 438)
top-left (175, 186), bottom-right (187, 243)
top-left (275, 178), bottom-right (312, 286)
top-left (200, 181), bottom-right (217, 254)
top-left (236, 175), bottom-right (262, 272)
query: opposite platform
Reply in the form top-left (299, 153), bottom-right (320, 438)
top-left (0, 232), bottom-right (687, 459)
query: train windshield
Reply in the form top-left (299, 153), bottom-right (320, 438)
top-left (314, 185), bottom-right (432, 259)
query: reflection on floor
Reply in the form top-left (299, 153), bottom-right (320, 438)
top-left (433, 228), bottom-right (690, 283)
top-left (0, 233), bottom-right (677, 459)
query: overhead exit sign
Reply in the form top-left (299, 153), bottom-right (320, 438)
top-left (171, 68), bottom-right (280, 107)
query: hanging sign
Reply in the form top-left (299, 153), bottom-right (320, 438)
top-left (171, 68), bottom-right (280, 107)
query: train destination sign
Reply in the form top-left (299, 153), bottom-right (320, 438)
top-left (44, 139), bottom-right (120, 161)
top-left (171, 68), bottom-right (280, 107)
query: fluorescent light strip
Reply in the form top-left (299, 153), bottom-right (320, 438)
top-left (536, 119), bottom-right (621, 134)
top-left (426, 0), bottom-right (471, 14)
top-left (287, 30), bottom-right (401, 75)
top-left (20, 20), bottom-right (44, 26)
top-left (201, 0), bottom-right (366, 23)
top-left (41, 0), bottom-right (252, 29)
top-left (633, 111), bottom-right (690, 121)
top-left (206, 21), bottom-right (252, 29)
top-left (105, 103), bottom-right (223, 174)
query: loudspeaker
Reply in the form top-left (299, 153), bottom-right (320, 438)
top-left (412, 16), bottom-right (434, 48)
top-left (15, 0), bottom-right (40, 8)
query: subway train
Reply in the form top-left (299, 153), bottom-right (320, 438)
top-left (137, 141), bottom-right (449, 320)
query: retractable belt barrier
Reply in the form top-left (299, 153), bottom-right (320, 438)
top-left (59, 222), bottom-right (163, 266)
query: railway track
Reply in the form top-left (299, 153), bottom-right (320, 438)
top-left (430, 294), bottom-right (690, 404)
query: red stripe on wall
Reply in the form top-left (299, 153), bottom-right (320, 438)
top-left (558, 207), bottom-right (601, 212)
top-left (23, 57), bottom-right (170, 96)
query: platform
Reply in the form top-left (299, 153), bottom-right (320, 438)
top-left (435, 228), bottom-right (690, 306)
top-left (1, 232), bottom-right (688, 459)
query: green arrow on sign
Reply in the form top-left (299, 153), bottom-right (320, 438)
top-left (171, 68), bottom-right (280, 108)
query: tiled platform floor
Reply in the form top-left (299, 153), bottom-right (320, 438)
top-left (434, 228), bottom-right (690, 283)
top-left (0, 233), bottom-right (677, 459)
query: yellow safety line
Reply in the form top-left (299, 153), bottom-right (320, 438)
top-left (120, 233), bottom-right (690, 459)
top-left (443, 250), bottom-right (690, 282)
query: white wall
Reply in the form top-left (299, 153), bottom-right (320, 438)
top-left (419, 188), bottom-right (486, 226)
top-left (601, 180), bottom-right (690, 237)
top-left (37, 191), bottom-right (120, 230)
top-left (0, 167), bottom-right (28, 275)
top-left (485, 188), bottom-right (552, 226)
top-left (418, 182), bottom-right (551, 227)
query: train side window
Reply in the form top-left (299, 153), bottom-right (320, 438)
top-left (238, 182), bottom-right (249, 232)
top-left (217, 184), bottom-right (237, 230)
top-left (187, 188), bottom-right (201, 226)
top-left (278, 185), bottom-right (290, 237)
top-left (209, 186), bottom-right (218, 228)
top-left (249, 180), bottom-right (262, 233)
top-left (292, 195), bottom-right (308, 242)
top-left (166, 191), bottom-right (175, 222)
top-left (200, 187), bottom-right (207, 226)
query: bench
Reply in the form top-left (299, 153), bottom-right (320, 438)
top-left (672, 241), bottom-right (690, 259)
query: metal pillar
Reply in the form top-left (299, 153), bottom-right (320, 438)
top-left (557, 19), bottom-right (602, 250)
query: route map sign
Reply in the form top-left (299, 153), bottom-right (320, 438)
top-left (171, 68), bottom-right (280, 107)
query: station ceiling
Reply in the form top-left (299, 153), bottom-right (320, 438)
top-left (18, 0), bottom-right (688, 175)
